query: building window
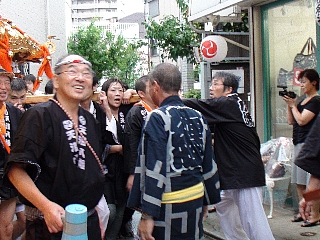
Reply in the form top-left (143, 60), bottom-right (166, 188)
top-left (262, 0), bottom-right (316, 139)
top-left (148, 0), bottom-right (159, 17)
top-left (151, 39), bottom-right (158, 56)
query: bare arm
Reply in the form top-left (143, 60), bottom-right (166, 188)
top-left (291, 107), bottom-right (316, 126)
top-left (283, 96), bottom-right (316, 126)
top-left (126, 174), bottom-right (134, 192)
top-left (286, 104), bottom-right (295, 125)
top-left (307, 175), bottom-right (320, 191)
top-left (8, 163), bottom-right (65, 233)
top-left (299, 175), bottom-right (320, 220)
top-left (108, 145), bottom-right (123, 155)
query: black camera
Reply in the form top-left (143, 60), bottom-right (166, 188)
top-left (278, 86), bottom-right (296, 98)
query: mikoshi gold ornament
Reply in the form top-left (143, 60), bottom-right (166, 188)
top-left (0, 17), bottom-right (55, 91)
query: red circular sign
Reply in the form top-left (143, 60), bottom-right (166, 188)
top-left (201, 40), bottom-right (218, 59)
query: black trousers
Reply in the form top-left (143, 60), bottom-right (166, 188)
top-left (121, 207), bottom-right (135, 226)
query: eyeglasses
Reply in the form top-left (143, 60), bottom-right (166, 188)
top-left (57, 70), bottom-right (93, 79)
top-left (55, 59), bottom-right (92, 68)
top-left (211, 83), bottom-right (225, 87)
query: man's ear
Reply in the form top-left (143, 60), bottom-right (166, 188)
top-left (152, 81), bottom-right (160, 92)
top-left (137, 90), bottom-right (145, 99)
top-left (225, 86), bottom-right (233, 95)
top-left (52, 75), bottom-right (59, 90)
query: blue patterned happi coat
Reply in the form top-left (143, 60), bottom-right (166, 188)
top-left (127, 96), bottom-right (220, 240)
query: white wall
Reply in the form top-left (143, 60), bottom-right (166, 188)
top-left (0, 0), bottom-right (70, 90)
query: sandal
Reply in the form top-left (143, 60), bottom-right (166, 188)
top-left (291, 215), bottom-right (304, 222)
top-left (301, 220), bottom-right (319, 227)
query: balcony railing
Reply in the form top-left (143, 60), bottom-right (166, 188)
top-left (72, 2), bottom-right (117, 10)
top-left (72, 11), bottom-right (118, 19)
top-left (71, 22), bottom-right (140, 39)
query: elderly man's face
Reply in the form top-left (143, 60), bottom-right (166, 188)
top-left (0, 75), bottom-right (11, 103)
top-left (209, 78), bottom-right (230, 98)
top-left (53, 55), bottom-right (93, 102)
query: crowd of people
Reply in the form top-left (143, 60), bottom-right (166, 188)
top-left (1, 53), bottom-right (320, 240)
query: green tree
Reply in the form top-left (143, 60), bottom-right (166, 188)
top-left (103, 32), bottom-right (142, 87)
top-left (144, 15), bottom-right (200, 63)
top-left (220, 13), bottom-right (249, 32)
top-left (67, 22), bottom-right (142, 87)
top-left (184, 89), bottom-right (201, 99)
top-left (142, 0), bottom-right (202, 64)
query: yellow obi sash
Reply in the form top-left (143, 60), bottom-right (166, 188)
top-left (161, 182), bottom-right (204, 204)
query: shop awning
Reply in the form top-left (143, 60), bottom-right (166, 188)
top-left (188, 0), bottom-right (277, 23)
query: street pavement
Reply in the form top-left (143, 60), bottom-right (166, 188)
top-left (203, 204), bottom-right (320, 240)
top-left (118, 204), bottom-right (320, 240)
top-left (16, 203), bottom-right (319, 239)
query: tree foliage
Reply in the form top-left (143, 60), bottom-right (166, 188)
top-left (184, 89), bottom-right (201, 98)
top-left (144, 15), bottom-right (199, 63)
top-left (67, 22), bottom-right (142, 87)
top-left (220, 13), bottom-right (249, 32)
top-left (176, 0), bottom-right (189, 18)
top-left (143, 0), bottom-right (200, 64)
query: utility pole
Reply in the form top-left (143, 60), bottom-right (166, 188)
top-left (200, 34), bottom-right (211, 99)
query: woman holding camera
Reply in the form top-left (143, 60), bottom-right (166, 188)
top-left (283, 69), bottom-right (320, 227)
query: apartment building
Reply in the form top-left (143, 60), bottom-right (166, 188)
top-left (71, 0), bottom-right (119, 27)
top-left (71, 0), bottom-right (143, 39)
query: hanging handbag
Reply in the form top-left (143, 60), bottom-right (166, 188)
top-left (293, 37), bottom-right (317, 70)
top-left (277, 68), bottom-right (293, 87)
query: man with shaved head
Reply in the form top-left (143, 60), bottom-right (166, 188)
top-left (127, 63), bottom-right (220, 240)
top-left (5, 54), bottom-right (105, 239)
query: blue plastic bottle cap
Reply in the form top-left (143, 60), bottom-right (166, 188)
top-left (65, 204), bottom-right (87, 224)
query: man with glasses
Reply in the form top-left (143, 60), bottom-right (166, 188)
top-left (183, 72), bottom-right (274, 240)
top-left (5, 54), bottom-right (105, 239)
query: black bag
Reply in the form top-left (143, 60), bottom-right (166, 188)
top-left (293, 38), bottom-right (317, 70)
